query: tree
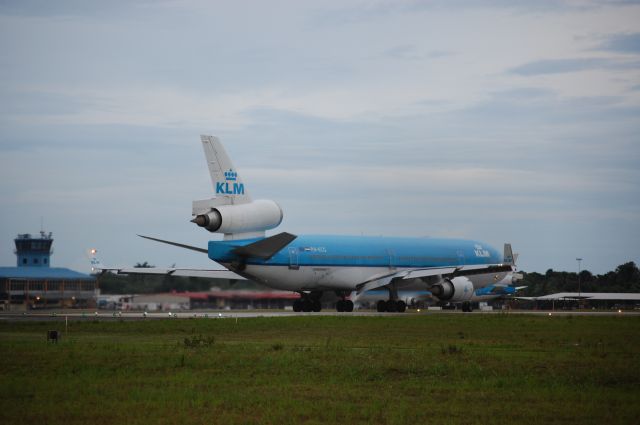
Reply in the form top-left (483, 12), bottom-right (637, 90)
top-left (521, 263), bottom-right (640, 295)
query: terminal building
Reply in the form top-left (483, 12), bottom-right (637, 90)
top-left (0, 232), bottom-right (97, 310)
top-left (99, 290), bottom-right (300, 311)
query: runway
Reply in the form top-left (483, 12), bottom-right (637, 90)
top-left (1, 309), bottom-right (638, 321)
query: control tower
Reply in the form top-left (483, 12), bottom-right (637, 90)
top-left (2, 230), bottom-right (96, 309)
top-left (14, 231), bottom-right (54, 267)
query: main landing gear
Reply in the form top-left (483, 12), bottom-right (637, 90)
top-left (461, 301), bottom-right (473, 312)
top-left (336, 299), bottom-right (354, 312)
top-left (335, 291), bottom-right (354, 312)
top-left (376, 299), bottom-right (406, 313)
top-left (292, 291), bottom-right (322, 312)
top-left (375, 285), bottom-right (406, 313)
top-left (292, 291), bottom-right (356, 313)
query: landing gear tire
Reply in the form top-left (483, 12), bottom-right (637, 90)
top-left (386, 301), bottom-right (397, 313)
top-left (302, 299), bottom-right (313, 312)
top-left (336, 299), bottom-right (354, 312)
top-left (293, 300), bottom-right (302, 312)
top-left (312, 300), bottom-right (322, 312)
top-left (396, 300), bottom-right (406, 313)
top-left (344, 300), bottom-right (354, 312)
top-left (462, 301), bottom-right (473, 312)
top-left (376, 300), bottom-right (407, 313)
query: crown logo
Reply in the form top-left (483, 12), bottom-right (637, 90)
top-left (224, 169), bottom-right (237, 181)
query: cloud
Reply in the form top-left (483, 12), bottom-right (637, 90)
top-left (509, 32), bottom-right (640, 76)
top-left (510, 56), bottom-right (640, 75)
top-left (510, 58), bottom-right (615, 75)
top-left (314, 0), bottom-right (639, 26)
top-left (598, 32), bottom-right (640, 54)
top-left (383, 44), bottom-right (454, 61)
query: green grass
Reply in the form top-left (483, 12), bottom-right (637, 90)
top-left (1, 314), bottom-right (639, 424)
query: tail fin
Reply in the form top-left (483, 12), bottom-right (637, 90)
top-left (503, 243), bottom-right (514, 265)
top-left (200, 135), bottom-right (252, 204)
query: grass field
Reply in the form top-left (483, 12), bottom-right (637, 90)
top-left (1, 314), bottom-right (639, 424)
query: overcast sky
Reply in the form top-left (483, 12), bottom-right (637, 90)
top-left (1, 0), bottom-right (639, 275)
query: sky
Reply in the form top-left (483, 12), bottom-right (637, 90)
top-left (0, 0), bottom-right (639, 275)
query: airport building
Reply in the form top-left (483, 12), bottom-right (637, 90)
top-left (0, 232), bottom-right (97, 310)
top-left (99, 290), bottom-right (300, 311)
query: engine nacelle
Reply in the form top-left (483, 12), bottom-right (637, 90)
top-left (430, 277), bottom-right (474, 302)
top-left (192, 199), bottom-right (283, 234)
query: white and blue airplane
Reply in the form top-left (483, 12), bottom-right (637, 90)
top-left (92, 135), bottom-right (519, 313)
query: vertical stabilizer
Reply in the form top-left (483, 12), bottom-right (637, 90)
top-left (200, 135), bottom-right (252, 204)
top-left (503, 243), bottom-right (514, 265)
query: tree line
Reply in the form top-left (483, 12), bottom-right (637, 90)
top-left (520, 262), bottom-right (640, 296)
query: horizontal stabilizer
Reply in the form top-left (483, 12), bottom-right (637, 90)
top-left (232, 232), bottom-right (297, 260)
top-left (89, 249), bottom-right (244, 280)
top-left (113, 268), bottom-right (245, 280)
top-left (137, 234), bottom-right (208, 254)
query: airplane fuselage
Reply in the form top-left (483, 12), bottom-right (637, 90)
top-left (209, 235), bottom-right (505, 292)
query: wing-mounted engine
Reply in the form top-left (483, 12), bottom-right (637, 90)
top-left (429, 277), bottom-right (474, 302)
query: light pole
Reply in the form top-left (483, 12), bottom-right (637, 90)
top-left (576, 258), bottom-right (583, 308)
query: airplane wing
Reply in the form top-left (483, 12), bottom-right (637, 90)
top-left (355, 263), bottom-right (513, 294)
top-left (356, 267), bottom-right (458, 294)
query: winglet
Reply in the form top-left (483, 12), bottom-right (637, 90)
top-left (503, 243), bottom-right (514, 265)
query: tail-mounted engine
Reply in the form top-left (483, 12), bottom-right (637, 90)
top-left (192, 199), bottom-right (283, 235)
top-left (430, 277), bottom-right (474, 302)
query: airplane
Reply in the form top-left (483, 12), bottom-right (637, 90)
top-left (91, 135), bottom-right (520, 313)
